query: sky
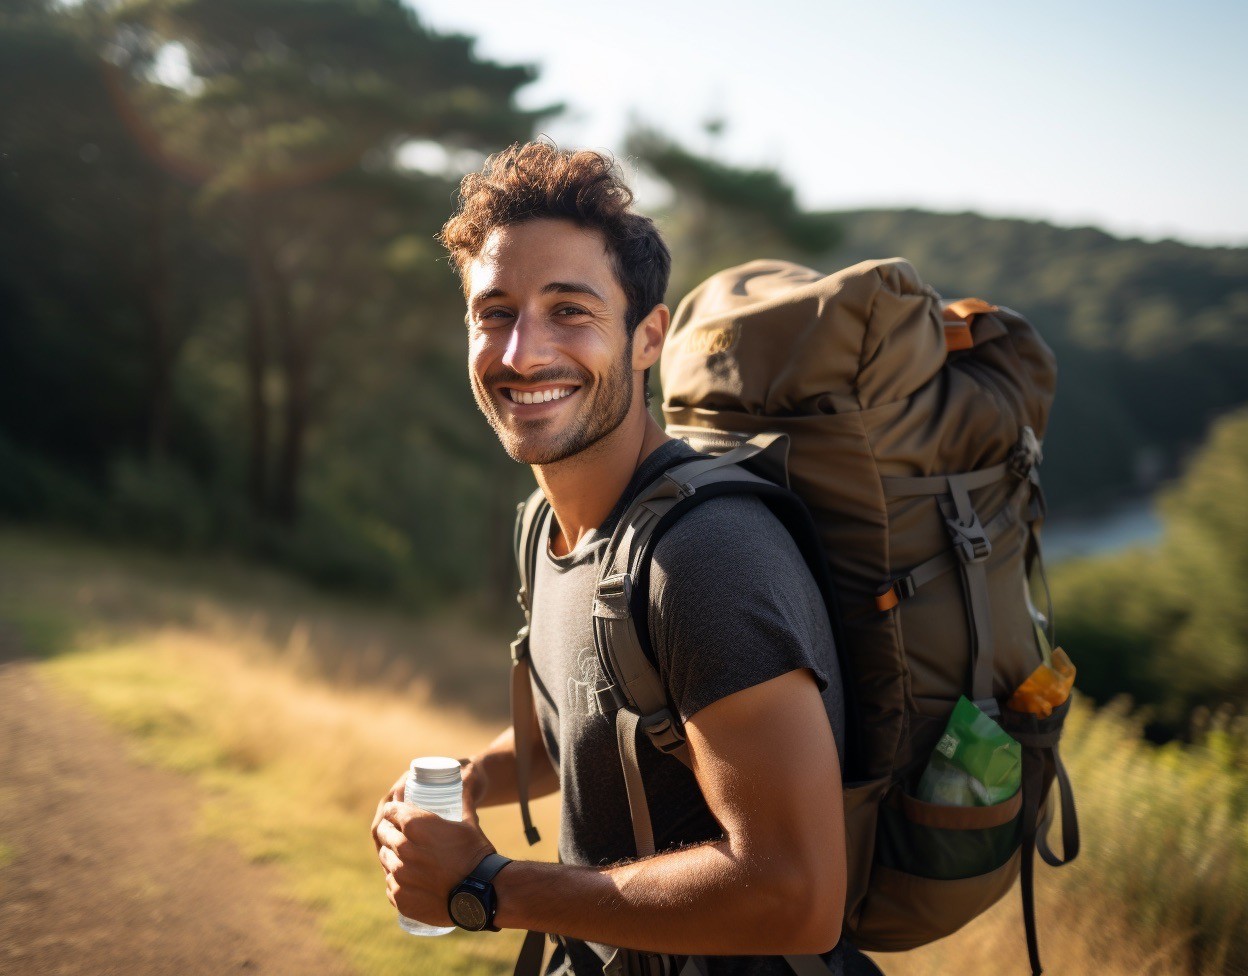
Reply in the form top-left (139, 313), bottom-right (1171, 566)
top-left (408, 0), bottom-right (1247, 248)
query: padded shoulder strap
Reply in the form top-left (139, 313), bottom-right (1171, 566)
top-left (514, 487), bottom-right (550, 622)
top-left (592, 441), bottom-right (783, 755)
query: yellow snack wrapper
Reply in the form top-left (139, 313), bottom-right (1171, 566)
top-left (1007, 647), bottom-right (1076, 718)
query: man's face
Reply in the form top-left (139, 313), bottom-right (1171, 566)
top-left (465, 218), bottom-right (637, 466)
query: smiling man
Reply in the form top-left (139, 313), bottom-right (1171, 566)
top-left (372, 142), bottom-right (861, 975)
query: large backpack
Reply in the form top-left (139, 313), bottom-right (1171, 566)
top-left (506, 258), bottom-right (1080, 976)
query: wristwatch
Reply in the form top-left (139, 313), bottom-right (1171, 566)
top-left (448, 852), bottom-right (511, 932)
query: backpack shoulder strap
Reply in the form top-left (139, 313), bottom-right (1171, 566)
top-left (592, 437), bottom-right (787, 763)
top-left (510, 486), bottom-right (550, 847)
top-left (514, 486), bottom-right (550, 623)
top-left (595, 435), bottom-right (859, 976)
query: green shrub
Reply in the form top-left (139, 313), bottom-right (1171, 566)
top-left (105, 456), bottom-right (215, 551)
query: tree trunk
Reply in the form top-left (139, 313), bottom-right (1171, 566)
top-left (144, 179), bottom-right (173, 460)
top-left (271, 261), bottom-right (307, 527)
top-left (244, 218), bottom-right (271, 517)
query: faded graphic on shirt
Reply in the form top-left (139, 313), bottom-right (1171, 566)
top-left (566, 645), bottom-right (606, 717)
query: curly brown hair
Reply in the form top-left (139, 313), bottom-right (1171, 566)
top-left (439, 141), bottom-right (671, 340)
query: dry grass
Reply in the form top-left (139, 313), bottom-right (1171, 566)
top-left (2, 524), bottom-right (1244, 976)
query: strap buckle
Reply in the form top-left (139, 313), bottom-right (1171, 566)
top-left (510, 626), bottom-right (530, 663)
top-left (638, 708), bottom-right (686, 755)
top-left (874, 575), bottom-right (915, 612)
top-left (661, 471), bottom-right (696, 499)
top-left (946, 514), bottom-right (992, 564)
top-left (594, 573), bottom-right (634, 619)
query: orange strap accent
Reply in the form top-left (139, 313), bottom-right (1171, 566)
top-left (943, 323), bottom-right (974, 351)
top-left (874, 587), bottom-right (900, 612)
top-left (943, 297), bottom-right (999, 322)
top-left (942, 297), bottom-right (998, 352)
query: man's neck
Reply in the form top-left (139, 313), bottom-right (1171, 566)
top-left (535, 407), bottom-right (672, 558)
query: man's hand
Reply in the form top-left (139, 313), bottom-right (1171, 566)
top-left (370, 771), bottom-right (407, 869)
top-left (375, 802), bottom-right (497, 926)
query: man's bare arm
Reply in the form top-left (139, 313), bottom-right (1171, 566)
top-left (371, 702), bottom-right (556, 859)
top-left (461, 706), bottom-right (560, 813)
top-left (379, 668), bottom-right (845, 955)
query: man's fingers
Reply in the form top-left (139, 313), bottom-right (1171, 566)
top-left (375, 817), bottom-right (408, 853)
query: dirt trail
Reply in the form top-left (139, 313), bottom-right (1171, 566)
top-left (0, 659), bottom-right (356, 976)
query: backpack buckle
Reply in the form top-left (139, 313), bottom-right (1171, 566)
top-left (661, 471), bottom-right (697, 499)
top-left (510, 626), bottom-right (530, 663)
top-left (594, 573), bottom-right (634, 619)
top-left (638, 708), bottom-right (686, 754)
top-left (946, 514), bottom-right (992, 564)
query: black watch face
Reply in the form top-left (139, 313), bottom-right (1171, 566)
top-left (450, 891), bottom-right (488, 931)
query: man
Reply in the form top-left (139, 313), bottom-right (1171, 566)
top-left (372, 142), bottom-right (853, 975)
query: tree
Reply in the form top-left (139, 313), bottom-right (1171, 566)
top-left (103, 0), bottom-right (553, 523)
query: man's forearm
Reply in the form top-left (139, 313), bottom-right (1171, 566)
top-left (492, 837), bottom-right (835, 956)
top-left (467, 724), bottom-right (559, 810)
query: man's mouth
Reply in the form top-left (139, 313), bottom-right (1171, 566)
top-left (502, 384), bottom-right (579, 405)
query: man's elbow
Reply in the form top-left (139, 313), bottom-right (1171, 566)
top-left (769, 859), bottom-right (844, 955)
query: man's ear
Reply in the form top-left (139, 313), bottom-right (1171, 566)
top-left (632, 304), bottom-right (670, 372)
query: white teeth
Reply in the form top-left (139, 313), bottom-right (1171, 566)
top-left (508, 386), bottom-right (575, 404)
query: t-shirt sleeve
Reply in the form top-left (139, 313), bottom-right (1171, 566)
top-left (645, 494), bottom-right (838, 724)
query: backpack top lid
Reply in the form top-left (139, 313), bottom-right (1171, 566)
top-left (662, 257), bottom-right (956, 417)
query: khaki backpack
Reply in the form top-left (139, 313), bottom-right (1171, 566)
top-left (507, 258), bottom-right (1080, 976)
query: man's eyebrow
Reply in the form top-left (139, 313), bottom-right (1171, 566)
top-left (469, 281), bottom-right (607, 307)
top-left (470, 287), bottom-right (506, 306)
top-left (541, 281), bottom-right (606, 303)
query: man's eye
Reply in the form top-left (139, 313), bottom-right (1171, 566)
top-left (476, 308), bottom-right (514, 326)
top-left (556, 305), bottom-right (589, 318)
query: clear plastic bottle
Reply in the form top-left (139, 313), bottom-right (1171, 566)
top-left (397, 756), bottom-right (463, 937)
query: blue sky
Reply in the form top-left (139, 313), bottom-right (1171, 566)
top-left (410, 0), bottom-right (1247, 247)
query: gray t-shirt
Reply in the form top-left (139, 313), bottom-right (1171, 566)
top-left (527, 439), bottom-right (847, 976)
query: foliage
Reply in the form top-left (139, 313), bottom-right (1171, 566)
top-left (627, 125), bottom-right (841, 288)
top-left (0, 0), bottom-right (542, 604)
top-left (1052, 409), bottom-right (1248, 728)
top-left (2, 4), bottom-right (1245, 605)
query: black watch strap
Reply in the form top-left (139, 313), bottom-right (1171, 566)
top-left (469, 851), bottom-right (511, 884)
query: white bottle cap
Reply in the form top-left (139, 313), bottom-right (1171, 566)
top-left (410, 756), bottom-right (462, 786)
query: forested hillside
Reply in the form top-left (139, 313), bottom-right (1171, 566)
top-left (824, 209), bottom-right (1248, 512)
top-left (3, 3), bottom-right (1245, 610)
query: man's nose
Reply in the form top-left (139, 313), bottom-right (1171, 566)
top-left (501, 313), bottom-right (555, 375)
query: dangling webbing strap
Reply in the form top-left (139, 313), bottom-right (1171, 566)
top-left (616, 708), bottom-right (656, 857)
top-left (510, 630), bottom-right (542, 846)
top-left (512, 489), bottom-right (551, 848)
top-left (1001, 696), bottom-right (1081, 976)
top-left (512, 929), bottom-right (546, 976)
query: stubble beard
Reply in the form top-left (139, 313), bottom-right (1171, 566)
top-left (474, 352), bottom-right (634, 466)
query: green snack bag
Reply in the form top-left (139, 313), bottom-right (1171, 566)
top-left (917, 696), bottom-right (1021, 806)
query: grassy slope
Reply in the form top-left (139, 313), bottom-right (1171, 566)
top-left (1, 525), bottom-right (1243, 975)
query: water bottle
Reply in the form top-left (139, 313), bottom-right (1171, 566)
top-left (398, 756), bottom-right (463, 937)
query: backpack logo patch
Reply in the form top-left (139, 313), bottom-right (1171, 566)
top-left (687, 323), bottom-right (740, 356)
